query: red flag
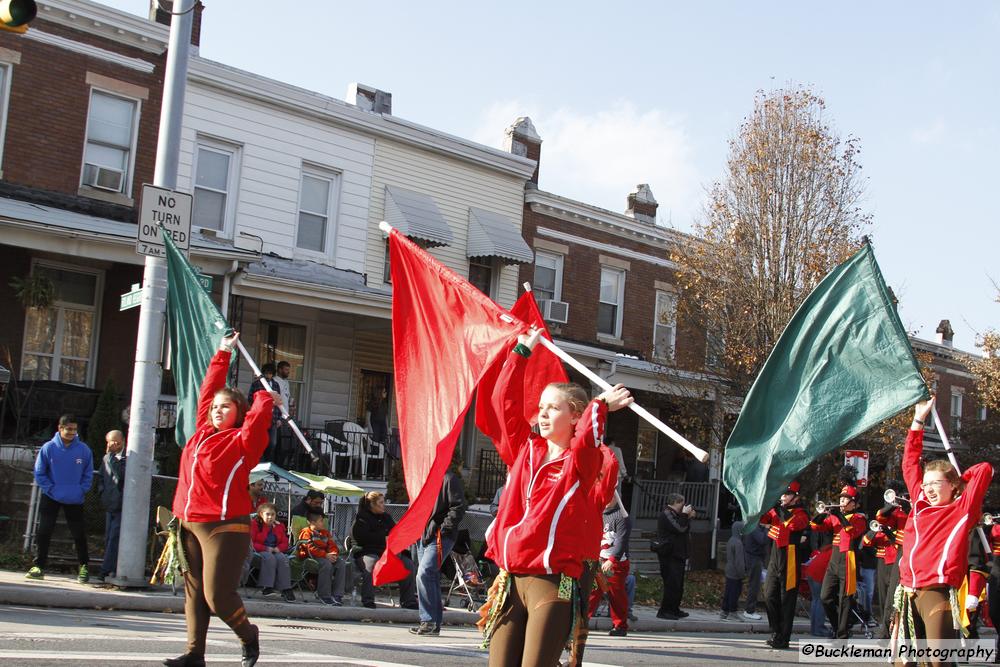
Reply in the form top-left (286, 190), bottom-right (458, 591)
top-left (373, 228), bottom-right (525, 584)
top-left (475, 289), bottom-right (568, 444)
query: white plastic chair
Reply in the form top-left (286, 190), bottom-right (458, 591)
top-left (342, 421), bottom-right (384, 479)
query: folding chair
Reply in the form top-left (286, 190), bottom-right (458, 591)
top-left (344, 535), bottom-right (396, 607)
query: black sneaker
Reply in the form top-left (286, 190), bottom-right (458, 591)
top-left (241, 624), bottom-right (260, 667)
top-left (409, 622), bottom-right (440, 636)
top-left (401, 601), bottom-right (419, 611)
top-left (656, 611), bottom-right (680, 620)
top-left (281, 589), bottom-right (296, 603)
top-left (608, 626), bottom-right (628, 637)
top-left (674, 610), bottom-right (689, 618)
top-left (261, 587), bottom-right (279, 599)
top-left (162, 653), bottom-right (206, 667)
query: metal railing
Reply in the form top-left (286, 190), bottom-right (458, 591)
top-left (629, 479), bottom-right (717, 521)
top-left (476, 448), bottom-right (506, 499)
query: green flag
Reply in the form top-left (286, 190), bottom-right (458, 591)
top-left (163, 229), bottom-right (231, 448)
top-left (722, 242), bottom-right (929, 528)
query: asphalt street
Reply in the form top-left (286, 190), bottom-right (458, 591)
top-left (0, 604), bottom-right (810, 666)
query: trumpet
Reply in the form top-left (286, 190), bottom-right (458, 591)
top-left (870, 520), bottom-right (882, 532)
top-left (984, 513), bottom-right (995, 526)
top-left (884, 489), bottom-right (910, 506)
top-left (814, 501), bottom-right (833, 514)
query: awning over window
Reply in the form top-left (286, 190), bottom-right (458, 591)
top-left (467, 207), bottom-right (534, 265)
top-left (384, 185), bottom-right (453, 248)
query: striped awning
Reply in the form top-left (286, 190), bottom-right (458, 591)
top-left (384, 185), bottom-right (453, 248)
top-left (467, 207), bottom-right (534, 265)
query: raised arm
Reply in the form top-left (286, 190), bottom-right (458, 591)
top-left (489, 346), bottom-right (534, 468)
top-left (903, 399), bottom-right (934, 500)
top-left (240, 391), bottom-right (274, 463)
top-left (196, 333), bottom-right (240, 430)
top-left (958, 462), bottom-right (994, 518)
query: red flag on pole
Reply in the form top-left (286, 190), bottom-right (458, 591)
top-left (475, 289), bottom-right (568, 444)
top-left (373, 227), bottom-right (525, 584)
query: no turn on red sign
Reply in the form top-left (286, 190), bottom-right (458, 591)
top-left (136, 184), bottom-right (193, 257)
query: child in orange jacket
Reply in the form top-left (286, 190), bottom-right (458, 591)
top-left (296, 509), bottom-right (346, 605)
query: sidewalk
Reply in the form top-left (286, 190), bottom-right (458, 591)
top-left (0, 568), bottom-right (812, 634)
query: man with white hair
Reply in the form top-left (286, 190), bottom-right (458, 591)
top-left (97, 430), bottom-right (126, 581)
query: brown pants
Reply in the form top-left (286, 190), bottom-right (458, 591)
top-left (567, 561), bottom-right (599, 667)
top-left (894, 586), bottom-right (956, 667)
top-left (181, 517), bottom-right (257, 655)
top-left (489, 573), bottom-right (573, 667)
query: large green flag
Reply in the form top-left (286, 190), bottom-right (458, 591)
top-left (722, 242), bottom-right (929, 528)
top-left (163, 230), bottom-right (231, 448)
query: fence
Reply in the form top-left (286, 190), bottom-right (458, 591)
top-left (629, 479), bottom-right (717, 521)
top-left (476, 447), bottom-right (506, 499)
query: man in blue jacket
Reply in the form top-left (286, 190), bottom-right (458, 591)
top-left (26, 414), bottom-right (94, 583)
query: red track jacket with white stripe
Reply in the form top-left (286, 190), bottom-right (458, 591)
top-left (898, 428), bottom-right (994, 590)
top-left (583, 446), bottom-right (621, 560)
top-left (485, 348), bottom-right (605, 578)
top-left (172, 350), bottom-right (273, 523)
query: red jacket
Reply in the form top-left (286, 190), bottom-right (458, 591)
top-left (760, 505), bottom-right (809, 549)
top-left (898, 428), bottom-right (994, 589)
top-left (172, 350), bottom-right (274, 523)
top-left (583, 446), bottom-right (621, 560)
top-left (485, 349), bottom-right (605, 578)
top-left (251, 519), bottom-right (289, 553)
top-left (296, 525), bottom-right (339, 560)
top-left (862, 528), bottom-right (897, 565)
top-left (992, 524), bottom-right (1000, 559)
top-left (811, 510), bottom-right (867, 554)
top-left (876, 506), bottom-right (908, 555)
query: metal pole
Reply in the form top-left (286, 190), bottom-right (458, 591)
top-left (930, 406), bottom-right (992, 556)
top-left (114, 0), bottom-right (195, 587)
top-left (22, 481), bottom-right (38, 553)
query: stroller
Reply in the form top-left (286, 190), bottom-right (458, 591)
top-left (445, 529), bottom-right (489, 611)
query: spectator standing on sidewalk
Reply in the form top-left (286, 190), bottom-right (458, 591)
top-left (26, 414), bottom-right (93, 584)
top-left (741, 523), bottom-right (767, 620)
top-left (96, 430), bottom-right (126, 581)
top-left (721, 520), bottom-right (746, 620)
top-left (656, 493), bottom-right (694, 620)
top-left (410, 453), bottom-right (467, 636)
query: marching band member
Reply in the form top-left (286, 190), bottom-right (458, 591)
top-left (760, 480), bottom-right (809, 649)
top-left (893, 398), bottom-right (993, 664)
top-left (872, 480), bottom-right (910, 638)
top-left (988, 517), bottom-right (1000, 664)
top-left (812, 484), bottom-right (867, 638)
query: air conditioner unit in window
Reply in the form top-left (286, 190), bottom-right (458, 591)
top-left (541, 299), bottom-right (569, 324)
top-left (82, 163), bottom-right (124, 192)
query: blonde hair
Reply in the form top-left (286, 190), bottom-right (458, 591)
top-left (546, 382), bottom-right (589, 415)
top-left (925, 459), bottom-right (964, 493)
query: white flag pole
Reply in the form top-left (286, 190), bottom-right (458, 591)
top-left (931, 406), bottom-right (992, 556)
top-left (235, 340), bottom-right (321, 466)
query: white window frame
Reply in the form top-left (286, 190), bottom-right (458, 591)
top-left (978, 405), bottom-right (988, 421)
top-left (19, 259), bottom-right (104, 388)
top-left (950, 389), bottom-right (963, 436)
top-left (468, 258), bottom-right (498, 299)
top-left (0, 62), bottom-right (13, 173)
top-left (80, 87), bottom-right (141, 198)
top-left (294, 164), bottom-right (341, 260)
top-left (597, 266), bottom-right (626, 339)
top-left (191, 136), bottom-right (241, 238)
top-left (533, 250), bottom-right (564, 302)
top-left (653, 290), bottom-right (678, 362)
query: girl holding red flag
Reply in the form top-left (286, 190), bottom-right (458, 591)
top-left (163, 332), bottom-right (279, 667)
top-left (479, 329), bottom-right (632, 667)
top-left (892, 398), bottom-right (993, 661)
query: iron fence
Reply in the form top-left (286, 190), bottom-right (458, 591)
top-left (629, 479), bottom-right (717, 521)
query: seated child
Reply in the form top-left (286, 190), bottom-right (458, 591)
top-left (250, 502), bottom-right (295, 602)
top-left (297, 508), bottom-right (347, 606)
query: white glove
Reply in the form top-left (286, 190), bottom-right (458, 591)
top-left (965, 593), bottom-right (980, 612)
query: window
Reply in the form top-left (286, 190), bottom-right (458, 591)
top-left (192, 140), bottom-right (238, 233)
top-left (296, 169), bottom-right (339, 254)
top-left (598, 267), bottom-right (625, 338)
top-left (82, 90), bottom-right (139, 195)
top-left (469, 259), bottom-right (494, 297)
top-left (256, 320), bottom-right (307, 418)
top-left (653, 290), bottom-right (678, 361)
top-left (950, 390), bottom-right (963, 435)
top-left (0, 63), bottom-right (12, 170)
top-left (533, 251), bottom-right (563, 302)
top-left (21, 264), bottom-right (102, 386)
top-left (706, 324), bottom-right (725, 369)
top-left (979, 405), bottom-right (988, 422)
top-left (635, 422), bottom-right (659, 479)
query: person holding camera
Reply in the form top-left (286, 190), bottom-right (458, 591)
top-left (655, 493), bottom-right (695, 620)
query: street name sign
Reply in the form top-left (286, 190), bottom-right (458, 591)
top-left (120, 283), bottom-right (143, 311)
top-left (136, 184), bottom-right (192, 258)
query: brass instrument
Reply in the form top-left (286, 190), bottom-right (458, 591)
top-left (814, 501), bottom-right (832, 515)
top-left (984, 513), bottom-right (995, 527)
top-left (884, 489), bottom-right (910, 506)
top-left (869, 520), bottom-right (883, 532)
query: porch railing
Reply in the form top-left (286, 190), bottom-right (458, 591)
top-left (630, 479), bottom-right (717, 521)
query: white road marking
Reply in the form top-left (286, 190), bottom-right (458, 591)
top-left (0, 651), bottom-right (420, 666)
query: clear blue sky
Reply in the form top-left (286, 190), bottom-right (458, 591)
top-left (103, 1), bottom-right (999, 350)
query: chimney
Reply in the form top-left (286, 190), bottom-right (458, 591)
top-left (150, 0), bottom-right (204, 47)
top-left (346, 83), bottom-right (392, 115)
top-left (935, 319), bottom-right (954, 347)
top-left (504, 117), bottom-right (541, 186)
top-left (625, 184), bottom-right (658, 224)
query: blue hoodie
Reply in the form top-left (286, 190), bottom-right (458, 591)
top-left (34, 433), bottom-right (93, 504)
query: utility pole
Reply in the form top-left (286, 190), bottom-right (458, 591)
top-left (113, 0), bottom-right (195, 587)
